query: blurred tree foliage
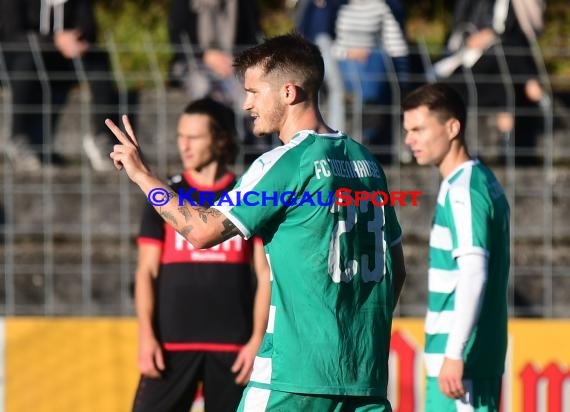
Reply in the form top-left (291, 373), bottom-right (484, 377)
top-left (95, 0), bottom-right (170, 89)
top-left (540, 1), bottom-right (570, 78)
top-left (94, 0), bottom-right (570, 89)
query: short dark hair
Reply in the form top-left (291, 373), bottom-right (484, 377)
top-left (233, 32), bottom-right (324, 101)
top-left (402, 83), bottom-right (467, 139)
top-left (182, 97), bottom-right (238, 165)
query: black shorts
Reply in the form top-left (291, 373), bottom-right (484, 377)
top-left (132, 351), bottom-right (245, 412)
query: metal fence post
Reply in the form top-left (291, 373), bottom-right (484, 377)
top-left (28, 34), bottom-right (55, 315)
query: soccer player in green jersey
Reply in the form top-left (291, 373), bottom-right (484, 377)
top-left (106, 33), bottom-right (407, 411)
top-left (402, 83), bottom-right (510, 412)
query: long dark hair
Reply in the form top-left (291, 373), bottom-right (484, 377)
top-left (183, 97), bottom-right (239, 165)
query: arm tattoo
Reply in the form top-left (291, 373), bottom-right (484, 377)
top-left (179, 225), bottom-right (194, 238)
top-left (157, 190), bottom-right (181, 226)
top-left (221, 218), bottom-right (240, 238)
top-left (168, 190), bottom-right (178, 201)
top-left (178, 206), bottom-right (192, 222)
top-left (195, 206), bottom-right (222, 224)
top-left (197, 209), bottom-right (208, 224)
top-left (160, 210), bottom-right (178, 226)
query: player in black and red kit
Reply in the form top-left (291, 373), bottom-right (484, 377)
top-left (131, 98), bottom-right (270, 412)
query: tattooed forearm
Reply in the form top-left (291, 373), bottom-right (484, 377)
top-left (195, 206), bottom-right (222, 224)
top-left (179, 225), bottom-right (194, 238)
top-left (168, 190), bottom-right (178, 201)
top-left (158, 200), bottom-right (232, 245)
top-left (178, 206), bottom-right (192, 222)
top-left (221, 218), bottom-right (240, 238)
top-left (197, 209), bottom-right (207, 224)
top-left (160, 210), bottom-right (178, 226)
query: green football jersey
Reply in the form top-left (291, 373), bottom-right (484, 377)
top-left (424, 159), bottom-right (510, 379)
top-left (214, 130), bottom-right (402, 396)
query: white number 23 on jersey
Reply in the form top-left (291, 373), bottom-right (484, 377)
top-left (328, 197), bottom-right (386, 283)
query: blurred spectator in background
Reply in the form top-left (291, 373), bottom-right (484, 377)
top-left (296, 0), bottom-right (345, 43)
top-left (295, 0), bottom-right (347, 135)
top-left (332, 0), bottom-right (410, 157)
top-left (431, 0), bottom-right (547, 165)
top-left (132, 98), bottom-right (270, 412)
top-left (167, 0), bottom-right (262, 147)
top-left (0, 0), bottom-right (120, 172)
top-left (296, 0), bottom-right (410, 164)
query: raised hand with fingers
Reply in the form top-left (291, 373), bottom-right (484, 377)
top-left (106, 115), bottom-right (151, 184)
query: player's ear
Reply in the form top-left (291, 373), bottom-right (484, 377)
top-left (282, 83), bottom-right (297, 104)
top-left (447, 118), bottom-right (461, 141)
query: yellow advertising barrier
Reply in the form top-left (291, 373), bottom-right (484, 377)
top-left (4, 318), bottom-right (570, 412)
top-left (388, 319), bottom-right (570, 412)
top-left (5, 318), bottom-right (138, 412)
